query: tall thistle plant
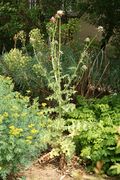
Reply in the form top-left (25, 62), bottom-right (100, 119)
top-left (40, 11), bottom-right (91, 163)
top-left (46, 11), bottom-right (77, 118)
top-left (42, 11), bottom-right (78, 163)
top-left (45, 10), bottom-right (94, 117)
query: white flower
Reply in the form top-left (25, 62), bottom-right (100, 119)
top-left (85, 37), bottom-right (90, 43)
top-left (82, 65), bottom-right (87, 71)
top-left (97, 26), bottom-right (104, 32)
top-left (57, 10), bottom-right (64, 17)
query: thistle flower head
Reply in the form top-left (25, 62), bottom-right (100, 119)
top-left (50, 16), bottom-right (56, 23)
top-left (85, 37), bottom-right (90, 43)
top-left (82, 65), bottom-right (87, 71)
top-left (97, 26), bottom-right (104, 32)
top-left (57, 10), bottom-right (64, 17)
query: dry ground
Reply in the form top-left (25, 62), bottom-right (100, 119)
top-left (23, 163), bottom-right (72, 180)
top-left (21, 159), bottom-right (119, 180)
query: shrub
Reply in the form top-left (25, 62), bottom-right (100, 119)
top-left (2, 31), bottom-right (50, 97)
top-left (67, 94), bottom-right (120, 175)
top-left (0, 76), bottom-right (47, 179)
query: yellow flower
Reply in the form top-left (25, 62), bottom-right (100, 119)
top-left (41, 102), bottom-right (47, 107)
top-left (37, 111), bottom-right (43, 115)
top-left (31, 128), bottom-right (38, 134)
top-left (9, 126), bottom-right (23, 136)
top-left (6, 77), bottom-right (11, 81)
top-left (12, 113), bottom-right (19, 118)
top-left (9, 125), bottom-right (15, 129)
top-left (0, 115), bottom-right (3, 124)
top-left (21, 112), bottom-right (27, 117)
top-left (12, 106), bottom-right (19, 111)
top-left (15, 93), bottom-right (19, 98)
top-left (28, 123), bottom-right (35, 128)
top-left (19, 128), bottom-right (23, 132)
top-left (40, 123), bottom-right (45, 128)
top-left (26, 136), bottom-right (33, 140)
top-left (25, 139), bottom-right (32, 144)
top-left (3, 112), bottom-right (8, 118)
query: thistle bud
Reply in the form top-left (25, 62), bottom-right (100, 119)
top-left (97, 26), bottom-right (104, 32)
top-left (57, 10), bottom-right (64, 17)
top-left (50, 16), bottom-right (56, 23)
top-left (85, 37), bottom-right (90, 43)
top-left (82, 65), bottom-right (87, 71)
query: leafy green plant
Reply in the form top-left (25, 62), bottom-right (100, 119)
top-left (61, 18), bottom-right (80, 43)
top-left (1, 29), bottom-right (50, 98)
top-left (39, 11), bottom-right (105, 167)
top-left (0, 76), bottom-right (48, 179)
top-left (39, 11), bottom-right (77, 162)
top-left (67, 94), bottom-right (120, 175)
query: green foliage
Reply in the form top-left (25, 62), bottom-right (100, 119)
top-left (1, 15), bottom-right (89, 98)
top-left (1, 29), bottom-right (50, 96)
top-left (61, 18), bottom-right (80, 43)
top-left (40, 13), bottom-right (77, 161)
top-left (109, 163), bottom-right (120, 175)
top-left (42, 117), bottom-right (75, 161)
top-left (67, 94), bottom-right (120, 175)
top-left (0, 76), bottom-right (47, 179)
top-left (107, 41), bottom-right (120, 92)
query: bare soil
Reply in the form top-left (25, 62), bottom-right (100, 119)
top-left (22, 163), bottom-right (120, 180)
top-left (20, 154), bottom-right (119, 180)
top-left (23, 163), bottom-right (72, 180)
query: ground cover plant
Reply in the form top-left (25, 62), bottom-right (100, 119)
top-left (67, 94), bottom-right (120, 175)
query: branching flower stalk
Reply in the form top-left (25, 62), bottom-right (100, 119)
top-left (48, 12), bottom-right (102, 119)
top-left (50, 22), bottom-right (58, 82)
top-left (72, 35), bottom-right (97, 83)
top-left (58, 15), bottom-right (62, 119)
top-left (49, 12), bottom-right (64, 119)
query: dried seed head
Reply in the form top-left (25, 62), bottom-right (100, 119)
top-left (55, 13), bottom-right (60, 19)
top-left (57, 10), bottom-right (64, 17)
top-left (13, 34), bottom-right (18, 41)
top-left (97, 26), bottom-right (104, 32)
top-left (82, 65), bottom-right (87, 71)
top-left (85, 37), bottom-right (90, 43)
